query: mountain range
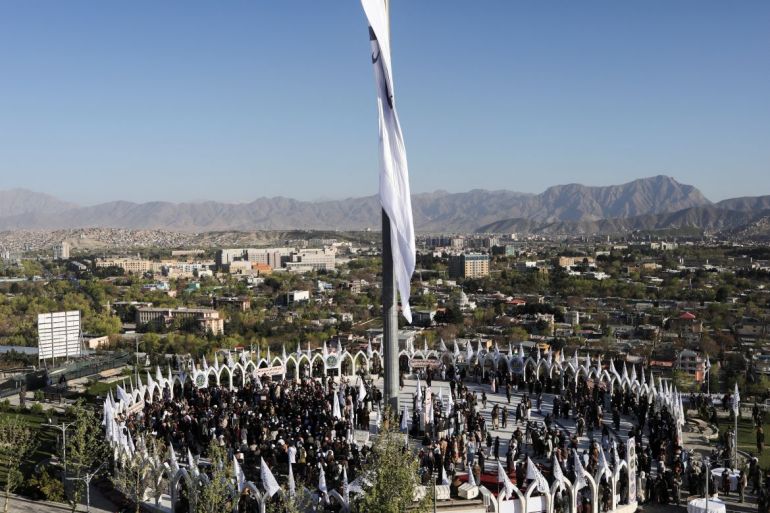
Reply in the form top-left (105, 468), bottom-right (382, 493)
top-left (1, 176), bottom-right (769, 236)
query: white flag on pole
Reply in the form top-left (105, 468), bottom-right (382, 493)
top-left (332, 390), bottom-right (342, 420)
top-left (598, 447), bottom-right (612, 480)
top-left (498, 461), bottom-right (515, 500)
top-left (361, 0), bottom-right (416, 323)
top-left (440, 463), bottom-right (450, 485)
top-left (288, 461), bottom-right (296, 497)
top-left (318, 464), bottom-right (328, 495)
top-left (233, 456), bottom-right (246, 492)
top-left (187, 449), bottom-right (198, 476)
top-left (552, 456), bottom-right (566, 484)
top-left (733, 382), bottom-right (740, 416)
top-left (260, 457), bottom-right (281, 497)
top-left (116, 385), bottom-right (130, 405)
top-left (358, 378), bottom-right (367, 401)
top-left (573, 450), bottom-right (587, 491)
top-left (526, 457), bottom-right (550, 494)
top-left (342, 466), bottom-right (350, 504)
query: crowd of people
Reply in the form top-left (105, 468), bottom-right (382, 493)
top-left (118, 372), bottom-right (382, 512)
top-left (109, 353), bottom-right (770, 513)
top-left (408, 364), bottom-right (689, 512)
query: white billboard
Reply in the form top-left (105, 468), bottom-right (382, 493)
top-left (38, 311), bottom-right (81, 360)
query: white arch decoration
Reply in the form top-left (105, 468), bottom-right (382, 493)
top-left (104, 347), bottom-right (687, 513)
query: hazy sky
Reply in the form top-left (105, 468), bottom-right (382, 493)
top-left (1, 1), bottom-right (768, 205)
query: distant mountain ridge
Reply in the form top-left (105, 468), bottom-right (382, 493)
top-left (0, 176), bottom-right (765, 234)
top-left (0, 189), bottom-right (77, 218)
top-left (477, 206), bottom-right (770, 236)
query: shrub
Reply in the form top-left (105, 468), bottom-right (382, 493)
top-left (29, 468), bottom-right (65, 502)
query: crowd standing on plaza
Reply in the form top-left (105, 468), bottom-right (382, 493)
top-left (108, 351), bottom-right (770, 513)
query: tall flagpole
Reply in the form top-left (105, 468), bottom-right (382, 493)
top-left (381, 0), bottom-right (400, 414)
top-left (383, 210), bottom-right (399, 412)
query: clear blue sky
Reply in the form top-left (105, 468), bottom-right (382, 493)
top-left (1, 1), bottom-right (768, 205)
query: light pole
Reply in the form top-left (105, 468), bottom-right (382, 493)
top-left (135, 333), bottom-right (140, 385)
top-left (704, 457), bottom-right (710, 512)
top-left (42, 419), bottom-right (76, 483)
top-left (66, 461), bottom-right (106, 513)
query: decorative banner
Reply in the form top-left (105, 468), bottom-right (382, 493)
top-left (194, 372), bottom-right (208, 389)
top-left (127, 399), bottom-right (145, 415)
top-left (511, 357), bottom-right (525, 375)
top-left (326, 355), bottom-right (339, 369)
top-left (627, 436), bottom-right (637, 503)
top-left (410, 359), bottom-right (441, 369)
top-left (255, 365), bottom-right (285, 377)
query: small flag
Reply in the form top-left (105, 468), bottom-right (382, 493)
top-left (116, 385), bottom-right (130, 405)
top-left (358, 378), bottom-right (367, 401)
top-left (552, 456), bottom-right (566, 484)
top-left (288, 462), bottom-right (296, 497)
top-left (233, 456), bottom-right (246, 492)
top-left (318, 464), bottom-right (328, 495)
top-left (526, 457), bottom-right (549, 494)
top-left (342, 466), bottom-right (350, 504)
top-left (467, 463), bottom-right (476, 487)
top-left (188, 449), bottom-right (198, 476)
top-left (497, 461), bottom-right (515, 499)
top-left (573, 450), bottom-right (587, 491)
top-left (333, 390), bottom-right (342, 420)
top-left (733, 382), bottom-right (740, 416)
top-left (260, 457), bottom-right (280, 497)
top-left (598, 447), bottom-right (612, 480)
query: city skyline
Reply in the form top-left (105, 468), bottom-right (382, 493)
top-left (1, 0), bottom-right (768, 204)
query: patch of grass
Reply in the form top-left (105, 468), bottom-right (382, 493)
top-left (85, 379), bottom-right (121, 399)
top-left (720, 416), bottom-right (770, 469)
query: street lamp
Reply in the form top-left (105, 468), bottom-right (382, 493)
top-left (42, 419), bottom-right (76, 482)
top-left (66, 461), bottom-right (106, 513)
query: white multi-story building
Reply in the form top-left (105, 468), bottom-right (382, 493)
top-left (53, 241), bottom-right (71, 260)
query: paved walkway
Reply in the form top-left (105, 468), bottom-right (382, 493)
top-left (5, 485), bottom-right (114, 513)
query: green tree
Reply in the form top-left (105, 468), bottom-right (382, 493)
top-left (195, 444), bottom-right (236, 513)
top-left (112, 450), bottom-right (154, 513)
top-left (0, 415), bottom-right (38, 513)
top-left (65, 400), bottom-right (109, 512)
top-left (353, 409), bottom-right (429, 513)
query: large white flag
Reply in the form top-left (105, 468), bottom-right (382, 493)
top-left (260, 457), bottom-right (280, 497)
top-left (361, 0), bottom-right (416, 323)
